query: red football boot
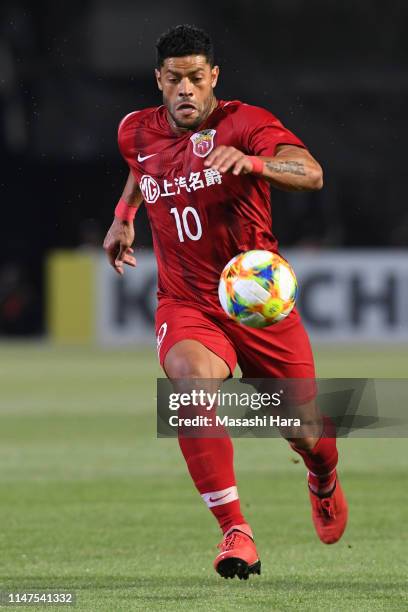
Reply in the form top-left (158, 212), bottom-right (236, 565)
top-left (214, 524), bottom-right (261, 580)
top-left (308, 474), bottom-right (348, 544)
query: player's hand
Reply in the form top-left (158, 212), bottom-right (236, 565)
top-left (103, 217), bottom-right (136, 276)
top-left (204, 145), bottom-right (254, 176)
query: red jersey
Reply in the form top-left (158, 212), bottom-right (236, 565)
top-left (118, 100), bottom-right (305, 309)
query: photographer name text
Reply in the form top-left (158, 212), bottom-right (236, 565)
top-left (168, 415), bottom-right (301, 427)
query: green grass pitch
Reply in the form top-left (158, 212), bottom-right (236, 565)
top-left (0, 343), bottom-right (407, 611)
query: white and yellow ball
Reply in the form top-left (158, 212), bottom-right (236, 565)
top-left (218, 250), bottom-right (298, 327)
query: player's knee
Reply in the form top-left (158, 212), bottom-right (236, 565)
top-left (165, 354), bottom-right (211, 380)
top-left (290, 436), bottom-right (319, 452)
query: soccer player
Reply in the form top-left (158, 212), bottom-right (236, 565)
top-left (103, 24), bottom-right (348, 580)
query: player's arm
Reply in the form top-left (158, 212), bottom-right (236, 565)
top-left (260, 145), bottom-right (323, 191)
top-left (103, 170), bottom-right (143, 275)
top-left (204, 144), bottom-right (323, 192)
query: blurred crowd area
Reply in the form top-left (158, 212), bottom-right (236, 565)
top-left (0, 0), bottom-right (407, 334)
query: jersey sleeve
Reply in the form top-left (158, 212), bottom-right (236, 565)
top-left (236, 104), bottom-right (306, 157)
top-left (117, 111), bottom-right (140, 167)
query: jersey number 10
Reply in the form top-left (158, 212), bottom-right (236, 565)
top-left (170, 207), bottom-right (203, 242)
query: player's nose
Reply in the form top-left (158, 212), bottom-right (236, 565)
top-left (178, 77), bottom-right (194, 97)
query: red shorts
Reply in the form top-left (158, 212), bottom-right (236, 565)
top-left (155, 297), bottom-right (316, 386)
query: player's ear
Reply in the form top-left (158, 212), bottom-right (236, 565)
top-left (155, 68), bottom-right (163, 91)
top-left (211, 65), bottom-right (220, 89)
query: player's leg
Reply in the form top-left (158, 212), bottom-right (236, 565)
top-left (285, 405), bottom-right (347, 544)
top-left (285, 402), bottom-right (337, 497)
top-left (164, 338), bottom-right (246, 534)
top-left (156, 301), bottom-right (260, 578)
top-left (221, 308), bottom-right (348, 544)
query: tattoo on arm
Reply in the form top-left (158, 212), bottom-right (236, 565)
top-left (265, 161), bottom-right (306, 176)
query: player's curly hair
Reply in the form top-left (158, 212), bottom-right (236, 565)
top-left (156, 24), bottom-right (214, 67)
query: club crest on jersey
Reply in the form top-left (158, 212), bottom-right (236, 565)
top-left (190, 129), bottom-right (216, 158)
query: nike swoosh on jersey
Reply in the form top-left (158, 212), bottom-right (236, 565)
top-left (137, 152), bottom-right (158, 162)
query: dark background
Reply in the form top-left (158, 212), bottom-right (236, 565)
top-left (1, 0), bottom-right (407, 333)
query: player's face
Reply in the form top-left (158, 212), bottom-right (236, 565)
top-left (155, 55), bottom-right (219, 130)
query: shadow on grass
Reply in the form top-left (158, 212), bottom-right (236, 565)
top-left (1, 575), bottom-right (406, 596)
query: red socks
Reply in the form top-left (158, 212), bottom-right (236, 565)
top-left (291, 416), bottom-right (338, 496)
top-left (178, 433), bottom-right (245, 533)
top-left (178, 412), bottom-right (338, 533)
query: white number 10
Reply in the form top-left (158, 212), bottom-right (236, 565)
top-left (170, 206), bottom-right (203, 242)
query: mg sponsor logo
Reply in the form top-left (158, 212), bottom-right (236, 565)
top-left (140, 174), bottom-right (160, 204)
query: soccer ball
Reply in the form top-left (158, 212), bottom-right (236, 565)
top-left (218, 250), bottom-right (298, 327)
